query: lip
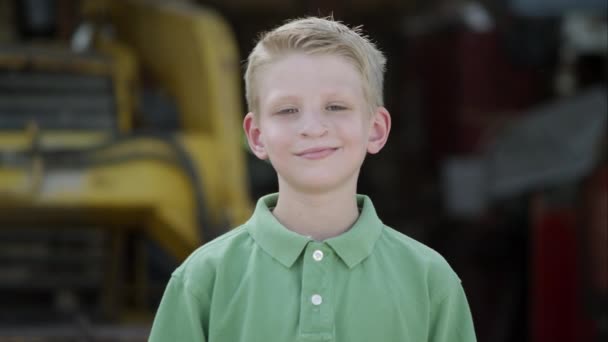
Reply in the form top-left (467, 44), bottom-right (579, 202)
top-left (295, 147), bottom-right (339, 160)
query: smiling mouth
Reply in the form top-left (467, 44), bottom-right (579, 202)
top-left (295, 147), bottom-right (339, 160)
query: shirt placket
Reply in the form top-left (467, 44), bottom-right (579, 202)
top-left (298, 241), bottom-right (334, 341)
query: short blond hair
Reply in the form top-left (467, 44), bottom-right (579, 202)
top-left (244, 17), bottom-right (386, 114)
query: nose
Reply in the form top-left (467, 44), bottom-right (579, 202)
top-left (299, 110), bottom-right (328, 138)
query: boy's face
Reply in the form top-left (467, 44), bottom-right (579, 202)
top-left (244, 53), bottom-right (390, 194)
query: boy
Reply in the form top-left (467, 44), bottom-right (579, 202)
top-left (149, 17), bottom-right (476, 341)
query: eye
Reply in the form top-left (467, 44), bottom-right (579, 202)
top-left (277, 107), bottom-right (298, 114)
top-left (326, 104), bottom-right (347, 111)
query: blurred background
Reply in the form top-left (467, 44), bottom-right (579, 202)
top-left (0, 0), bottom-right (605, 341)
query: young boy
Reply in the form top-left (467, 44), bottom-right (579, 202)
top-left (149, 17), bottom-right (476, 341)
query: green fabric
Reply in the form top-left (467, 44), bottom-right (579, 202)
top-left (149, 193), bottom-right (476, 342)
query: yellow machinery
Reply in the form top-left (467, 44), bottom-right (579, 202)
top-left (0, 0), bottom-right (251, 322)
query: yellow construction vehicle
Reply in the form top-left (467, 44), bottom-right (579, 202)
top-left (0, 0), bottom-right (251, 324)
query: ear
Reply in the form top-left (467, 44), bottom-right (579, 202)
top-left (367, 106), bottom-right (391, 154)
top-left (243, 112), bottom-right (268, 160)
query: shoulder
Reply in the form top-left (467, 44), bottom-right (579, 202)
top-left (377, 225), bottom-right (461, 296)
top-left (172, 224), bottom-right (254, 297)
top-left (378, 225), bottom-right (453, 270)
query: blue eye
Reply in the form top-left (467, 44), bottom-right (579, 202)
top-left (327, 105), bottom-right (347, 111)
top-left (278, 108), bottom-right (298, 114)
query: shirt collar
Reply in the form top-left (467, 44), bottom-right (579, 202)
top-left (246, 193), bottom-right (384, 269)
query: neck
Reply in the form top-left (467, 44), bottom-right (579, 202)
top-left (272, 181), bottom-right (360, 241)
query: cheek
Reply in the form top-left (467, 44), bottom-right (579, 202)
top-left (335, 118), bottom-right (369, 143)
top-left (261, 127), bottom-right (292, 153)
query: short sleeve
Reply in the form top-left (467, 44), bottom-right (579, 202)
top-left (148, 274), bottom-right (209, 341)
top-left (429, 280), bottom-right (477, 342)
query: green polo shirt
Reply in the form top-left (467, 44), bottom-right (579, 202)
top-left (149, 193), bottom-right (476, 341)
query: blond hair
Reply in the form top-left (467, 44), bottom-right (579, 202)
top-left (244, 17), bottom-right (386, 114)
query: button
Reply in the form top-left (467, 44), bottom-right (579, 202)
top-left (312, 250), bottom-right (324, 261)
top-left (311, 294), bottom-right (323, 306)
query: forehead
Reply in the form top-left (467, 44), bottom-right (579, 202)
top-left (256, 53), bottom-right (365, 106)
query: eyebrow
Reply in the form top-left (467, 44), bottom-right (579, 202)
top-left (263, 86), bottom-right (360, 111)
top-left (267, 94), bottom-right (300, 104)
